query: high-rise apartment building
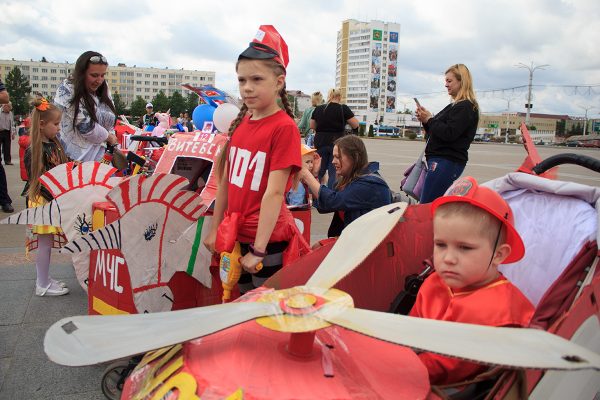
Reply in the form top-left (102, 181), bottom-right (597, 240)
top-left (0, 58), bottom-right (215, 106)
top-left (336, 19), bottom-right (400, 126)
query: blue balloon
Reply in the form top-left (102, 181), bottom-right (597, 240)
top-left (192, 104), bottom-right (216, 131)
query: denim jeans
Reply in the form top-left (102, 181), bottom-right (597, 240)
top-left (316, 145), bottom-right (337, 189)
top-left (419, 157), bottom-right (465, 204)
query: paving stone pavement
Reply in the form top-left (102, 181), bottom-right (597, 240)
top-left (0, 140), bottom-right (109, 399)
top-left (1, 138), bottom-right (598, 399)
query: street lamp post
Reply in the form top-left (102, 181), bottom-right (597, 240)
top-left (515, 62), bottom-right (549, 127)
top-left (505, 112), bottom-right (510, 144)
top-left (580, 105), bottom-right (596, 136)
top-left (501, 96), bottom-right (518, 143)
top-left (399, 99), bottom-right (409, 137)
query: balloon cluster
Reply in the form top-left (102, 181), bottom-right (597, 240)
top-left (190, 86), bottom-right (240, 133)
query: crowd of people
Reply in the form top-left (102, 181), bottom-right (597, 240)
top-left (0, 25), bottom-right (537, 388)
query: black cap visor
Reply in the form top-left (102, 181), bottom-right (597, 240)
top-left (239, 42), bottom-right (279, 61)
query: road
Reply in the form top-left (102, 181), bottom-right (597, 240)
top-left (311, 139), bottom-right (600, 243)
top-left (0, 137), bottom-right (598, 398)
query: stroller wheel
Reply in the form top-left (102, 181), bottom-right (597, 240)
top-left (101, 360), bottom-right (131, 400)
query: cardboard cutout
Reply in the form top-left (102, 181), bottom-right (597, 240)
top-left (63, 173), bottom-right (213, 312)
top-left (1, 162), bottom-right (119, 287)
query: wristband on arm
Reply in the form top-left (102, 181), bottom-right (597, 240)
top-left (248, 244), bottom-right (268, 258)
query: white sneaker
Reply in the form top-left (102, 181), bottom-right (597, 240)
top-left (35, 281), bottom-right (70, 296)
top-left (50, 278), bottom-right (67, 288)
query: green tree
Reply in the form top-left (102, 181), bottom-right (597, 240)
top-left (152, 90), bottom-right (169, 112)
top-left (186, 92), bottom-right (199, 115)
top-left (112, 92), bottom-right (127, 116)
top-left (130, 96), bottom-right (147, 119)
top-left (568, 122), bottom-right (583, 136)
top-left (358, 124), bottom-right (366, 136)
top-left (556, 120), bottom-right (566, 137)
top-left (4, 66), bottom-right (31, 116)
top-left (169, 91), bottom-right (187, 117)
top-left (286, 94), bottom-right (300, 118)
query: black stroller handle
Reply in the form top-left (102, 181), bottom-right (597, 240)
top-left (533, 153), bottom-right (600, 175)
top-left (129, 135), bottom-right (169, 145)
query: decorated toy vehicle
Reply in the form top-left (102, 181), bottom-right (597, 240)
top-left (2, 132), bottom-right (228, 315)
top-left (41, 124), bottom-right (600, 399)
top-left (82, 130), bottom-right (229, 315)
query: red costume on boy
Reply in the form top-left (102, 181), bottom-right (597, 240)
top-left (410, 272), bottom-right (534, 385)
top-left (216, 110), bottom-right (310, 263)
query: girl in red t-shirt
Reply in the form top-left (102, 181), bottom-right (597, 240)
top-left (204, 25), bottom-right (309, 293)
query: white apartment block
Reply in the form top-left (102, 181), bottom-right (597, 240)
top-left (0, 58), bottom-right (215, 107)
top-left (336, 19), bottom-right (401, 126)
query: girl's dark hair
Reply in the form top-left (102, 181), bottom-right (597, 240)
top-left (215, 58), bottom-right (293, 178)
top-left (28, 97), bottom-right (68, 200)
top-left (69, 51), bottom-right (116, 129)
top-left (334, 134), bottom-right (369, 189)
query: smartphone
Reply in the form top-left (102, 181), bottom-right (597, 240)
top-left (413, 97), bottom-right (421, 107)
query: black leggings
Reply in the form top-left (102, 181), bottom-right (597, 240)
top-left (0, 130), bottom-right (10, 164)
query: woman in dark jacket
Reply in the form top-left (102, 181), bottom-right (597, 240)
top-left (298, 135), bottom-right (392, 237)
top-left (415, 64), bottom-right (479, 203)
top-left (311, 88), bottom-right (359, 189)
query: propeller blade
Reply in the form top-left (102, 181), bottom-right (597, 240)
top-left (306, 203), bottom-right (407, 290)
top-left (45, 302), bottom-right (279, 366)
top-left (317, 306), bottom-right (600, 371)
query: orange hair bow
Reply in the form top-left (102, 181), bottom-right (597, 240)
top-left (36, 98), bottom-right (50, 111)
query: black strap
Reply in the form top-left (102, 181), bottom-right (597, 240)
top-left (388, 260), bottom-right (433, 314)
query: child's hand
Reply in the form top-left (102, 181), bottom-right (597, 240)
top-left (240, 252), bottom-right (263, 274)
top-left (203, 230), bottom-right (217, 254)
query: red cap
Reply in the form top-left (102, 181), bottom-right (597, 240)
top-left (238, 25), bottom-right (289, 69)
top-left (431, 176), bottom-right (525, 264)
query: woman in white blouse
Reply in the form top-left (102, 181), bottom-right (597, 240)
top-left (55, 51), bottom-right (118, 161)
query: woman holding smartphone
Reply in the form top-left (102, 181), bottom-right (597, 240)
top-left (414, 64), bottom-right (479, 203)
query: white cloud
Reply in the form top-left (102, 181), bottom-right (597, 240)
top-left (1, 0), bottom-right (598, 118)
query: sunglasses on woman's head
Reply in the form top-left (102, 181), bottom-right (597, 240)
top-left (89, 55), bottom-right (108, 64)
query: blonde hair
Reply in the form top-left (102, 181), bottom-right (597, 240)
top-left (311, 91), bottom-right (323, 107)
top-left (216, 58), bottom-right (294, 178)
top-left (28, 97), bottom-right (68, 200)
top-left (445, 64), bottom-right (479, 111)
top-left (327, 88), bottom-right (341, 102)
top-left (434, 202), bottom-right (505, 248)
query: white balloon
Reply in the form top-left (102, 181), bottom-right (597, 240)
top-left (213, 103), bottom-right (240, 133)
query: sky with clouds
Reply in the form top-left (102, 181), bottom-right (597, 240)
top-left (1, 0), bottom-right (599, 118)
